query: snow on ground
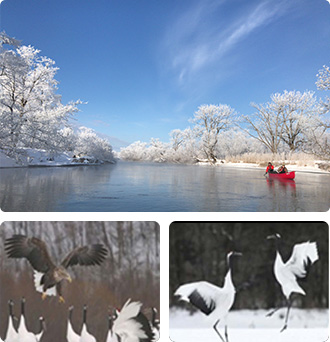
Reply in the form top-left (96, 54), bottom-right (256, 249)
top-left (170, 309), bottom-right (329, 342)
top-left (170, 328), bottom-right (328, 342)
top-left (0, 149), bottom-right (102, 168)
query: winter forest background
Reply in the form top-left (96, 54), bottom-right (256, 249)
top-left (0, 221), bottom-right (160, 342)
top-left (0, 31), bottom-right (329, 167)
top-left (169, 222), bottom-right (328, 310)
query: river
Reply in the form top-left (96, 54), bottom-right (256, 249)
top-left (0, 161), bottom-right (329, 211)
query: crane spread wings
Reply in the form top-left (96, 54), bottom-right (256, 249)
top-left (113, 300), bottom-right (154, 341)
top-left (286, 242), bottom-right (318, 278)
top-left (175, 281), bottom-right (219, 316)
top-left (5, 235), bottom-right (54, 273)
top-left (61, 244), bottom-right (108, 268)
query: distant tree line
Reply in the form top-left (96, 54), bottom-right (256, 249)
top-left (120, 66), bottom-right (330, 163)
top-left (169, 222), bottom-right (328, 310)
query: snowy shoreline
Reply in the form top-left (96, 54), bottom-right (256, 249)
top-left (1, 149), bottom-right (329, 174)
top-left (0, 149), bottom-right (114, 168)
top-left (197, 160), bottom-right (330, 174)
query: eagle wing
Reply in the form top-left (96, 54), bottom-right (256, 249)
top-left (5, 235), bottom-right (55, 273)
top-left (61, 244), bottom-right (108, 268)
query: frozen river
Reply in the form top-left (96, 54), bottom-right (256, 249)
top-left (0, 161), bottom-right (329, 211)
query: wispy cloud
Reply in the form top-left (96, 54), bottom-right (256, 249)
top-left (162, 0), bottom-right (289, 85)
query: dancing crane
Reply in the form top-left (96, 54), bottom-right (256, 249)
top-left (267, 234), bottom-right (319, 332)
top-left (80, 305), bottom-right (96, 342)
top-left (66, 306), bottom-right (81, 342)
top-left (17, 298), bottom-right (36, 342)
top-left (174, 251), bottom-right (242, 342)
top-left (5, 300), bottom-right (18, 342)
top-left (108, 300), bottom-right (155, 342)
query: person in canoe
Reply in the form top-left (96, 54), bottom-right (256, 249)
top-left (277, 164), bottom-right (288, 174)
top-left (265, 162), bottom-right (276, 174)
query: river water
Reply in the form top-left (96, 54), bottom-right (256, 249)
top-left (0, 161), bottom-right (329, 212)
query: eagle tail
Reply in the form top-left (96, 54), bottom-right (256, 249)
top-left (33, 271), bottom-right (56, 296)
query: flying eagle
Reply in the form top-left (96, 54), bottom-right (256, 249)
top-left (5, 235), bottom-right (108, 303)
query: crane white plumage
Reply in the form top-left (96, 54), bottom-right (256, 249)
top-left (4, 300), bottom-right (18, 342)
top-left (108, 299), bottom-right (155, 342)
top-left (79, 305), bottom-right (96, 342)
top-left (17, 298), bottom-right (36, 342)
top-left (267, 234), bottom-right (319, 332)
top-left (174, 251), bottom-right (242, 342)
top-left (66, 306), bottom-right (81, 342)
top-left (35, 317), bottom-right (46, 342)
top-left (150, 308), bottom-right (159, 341)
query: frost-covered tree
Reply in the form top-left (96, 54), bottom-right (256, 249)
top-left (243, 100), bottom-right (283, 154)
top-left (119, 141), bottom-right (148, 161)
top-left (0, 38), bottom-right (80, 159)
top-left (316, 64), bottom-right (330, 91)
top-left (273, 91), bottom-right (320, 151)
top-left (191, 104), bottom-right (236, 162)
top-left (74, 126), bottom-right (114, 162)
top-left (243, 91), bottom-right (319, 153)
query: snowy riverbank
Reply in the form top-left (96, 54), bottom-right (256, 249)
top-left (170, 308), bottom-right (329, 342)
top-left (197, 160), bottom-right (330, 174)
top-left (0, 149), bottom-right (111, 168)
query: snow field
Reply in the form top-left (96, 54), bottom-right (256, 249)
top-left (170, 309), bottom-right (329, 342)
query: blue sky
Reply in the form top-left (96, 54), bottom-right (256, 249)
top-left (1, 0), bottom-right (330, 148)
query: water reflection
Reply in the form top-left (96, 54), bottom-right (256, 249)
top-left (0, 162), bottom-right (329, 211)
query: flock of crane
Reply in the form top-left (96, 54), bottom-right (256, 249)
top-left (175, 234), bottom-right (319, 342)
top-left (2, 298), bottom-right (160, 342)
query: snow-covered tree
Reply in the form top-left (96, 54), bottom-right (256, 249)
top-left (119, 141), bottom-right (148, 161)
top-left (243, 91), bottom-right (320, 153)
top-left (273, 91), bottom-right (320, 151)
top-left (316, 64), bottom-right (330, 91)
top-left (0, 39), bottom-right (80, 159)
top-left (74, 126), bottom-right (114, 162)
top-left (191, 104), bottom-right (236, 162)
top-left (243, 100), bottom-right (283, 154)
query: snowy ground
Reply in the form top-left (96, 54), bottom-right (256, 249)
top-left (170, 309), bottom-right (329, 342)
top-left (0, 149), bottom-right (103, 168)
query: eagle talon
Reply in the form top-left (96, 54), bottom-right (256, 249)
top-left (59, 296), bottom-right (65, 303)
top-left (41, 293), bottom-right (47, 301)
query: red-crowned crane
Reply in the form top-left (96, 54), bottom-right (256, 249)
top-left (66, 306), bottom-right (81, 342)
top-left (5, 300), bottom-right (18, 342)
top-left (267, 233), bottom-right (319, 332)
top-left (80, 305), bottom-right (96, 342)
top-left (174, 251), bottom-right (242, 342)
top-left (17, 298), bottom-right (36, 342)
top-left (35, 317), bottom-right (46, 342)
top-left (151, 308), bottom-right (160, 341)
top-left (107, 299), bottom-right (155, 342)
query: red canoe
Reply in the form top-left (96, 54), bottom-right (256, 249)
top-left (268, 171), bottom-right (295, 180)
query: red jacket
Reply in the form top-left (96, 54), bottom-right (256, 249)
top-left (266, 165), bottom-right (274, 173)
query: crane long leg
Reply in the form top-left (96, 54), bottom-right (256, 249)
top-left (266, 307), bottom-right (281, 317)
top-left (213, 319), bottom-right (226, 342)
top-left (280, 299), bottom-right (292, 333)
top-left (224, 325), bottom-right (229, 342)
